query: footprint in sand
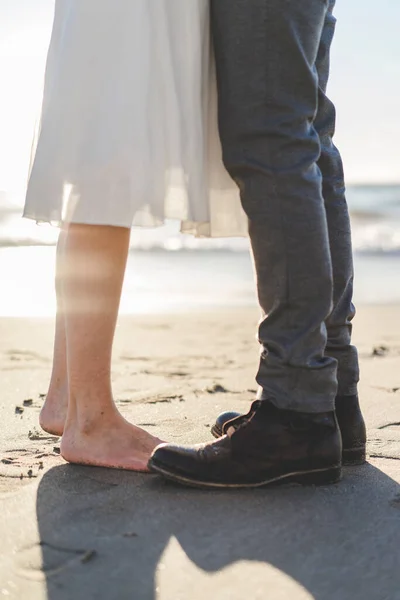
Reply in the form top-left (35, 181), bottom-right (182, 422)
top-left (16, 542), bottom-right (96, 581)
top-left (6, 349), bottom-right (49, 362)
top-left (120, 355), bottom-right (151, 362)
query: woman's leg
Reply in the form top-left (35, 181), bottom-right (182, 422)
top-left (40, 228), bottom-right (68, 436)
top-left (60, 223), bottom-right (161, 471)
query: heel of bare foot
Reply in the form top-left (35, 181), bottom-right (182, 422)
top-left (39, 387), bottom-right (68, 436)
top-left (60, 411), bottom-right (163, 472)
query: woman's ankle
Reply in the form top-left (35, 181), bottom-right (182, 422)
top-left (64, 398), bottom-right (120, 435)
top-left (47, 377), bottom-right (68, 401)
top-left (39, 379), bottom-right (69, 436)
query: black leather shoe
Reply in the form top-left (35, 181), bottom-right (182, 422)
top-left (149, 401), bottom-right (342, 489)
top-left (211, 394), bottom-right (366, 466)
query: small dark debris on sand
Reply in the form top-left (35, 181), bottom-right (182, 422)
top-left (378, 421), bottom-right (400, 430)
top-left (28, 429), bottom-right (59, 442)
top-left (390, 494), bottom-right (400, 509)
top-left (372, 346), bottom-right (389, 357)
top-left (149, 398), bottom-right (172, 404)
top-left (39, 393), bottom-right (46, 399)
top-left (1, 458), bottom-right (14, 465)
top-left (148, 394), bottom-right (184, 404)
top-left (53, 446), bottom-right (60, 454)
top-left (15, 406), bottom-right (24, 414)
top-left (23, 399), bottom-right (34, 407)
top-left (207, 384), bottom-right (228, 394)
top-left (27, 469), bottom-right (33, 478)
top-left (81, 550), bottom-right (97, 564)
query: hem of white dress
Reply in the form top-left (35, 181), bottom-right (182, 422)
top-left (23, 211), bottom-right (129, 230)
top-left (22, 211), bottom-right (248, 239)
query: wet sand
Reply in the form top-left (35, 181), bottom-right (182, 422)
top-left (0, 307), bottom-right (400, 599)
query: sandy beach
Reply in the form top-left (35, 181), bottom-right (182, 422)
top-left (1, 306), bottom-right (400, 599)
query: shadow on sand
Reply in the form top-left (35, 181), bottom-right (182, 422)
top-left (35, 462), bottom-right (400, 599)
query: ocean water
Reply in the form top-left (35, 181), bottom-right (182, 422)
top-left (0, 185), bottom-right (399, 316)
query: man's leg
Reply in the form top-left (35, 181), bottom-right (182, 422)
top-left (210, 0), bottom-right (365, 465)
top-left (212, 0), bottom-right (336, 413)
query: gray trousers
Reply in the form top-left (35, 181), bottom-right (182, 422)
top-left (211, 0), bottom-right (359, 412)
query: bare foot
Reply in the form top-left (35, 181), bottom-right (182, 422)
top-left (60, 411), bottom-right (163, 472)
top-left (39, 385), bottom-right (68, 436)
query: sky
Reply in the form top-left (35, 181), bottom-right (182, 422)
top-left (0, 0), bottom-right (399, 194)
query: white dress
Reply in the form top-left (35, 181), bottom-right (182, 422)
top-left (24, 0), bottom-right (247, 238)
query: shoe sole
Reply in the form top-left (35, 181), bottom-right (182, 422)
top-left (211, 425), bottom-right (367, 467)
top-left (148, 460), bottom-right (342, 490)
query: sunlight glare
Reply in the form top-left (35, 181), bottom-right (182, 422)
top-left (0, 27), bottom-right (50, 191)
